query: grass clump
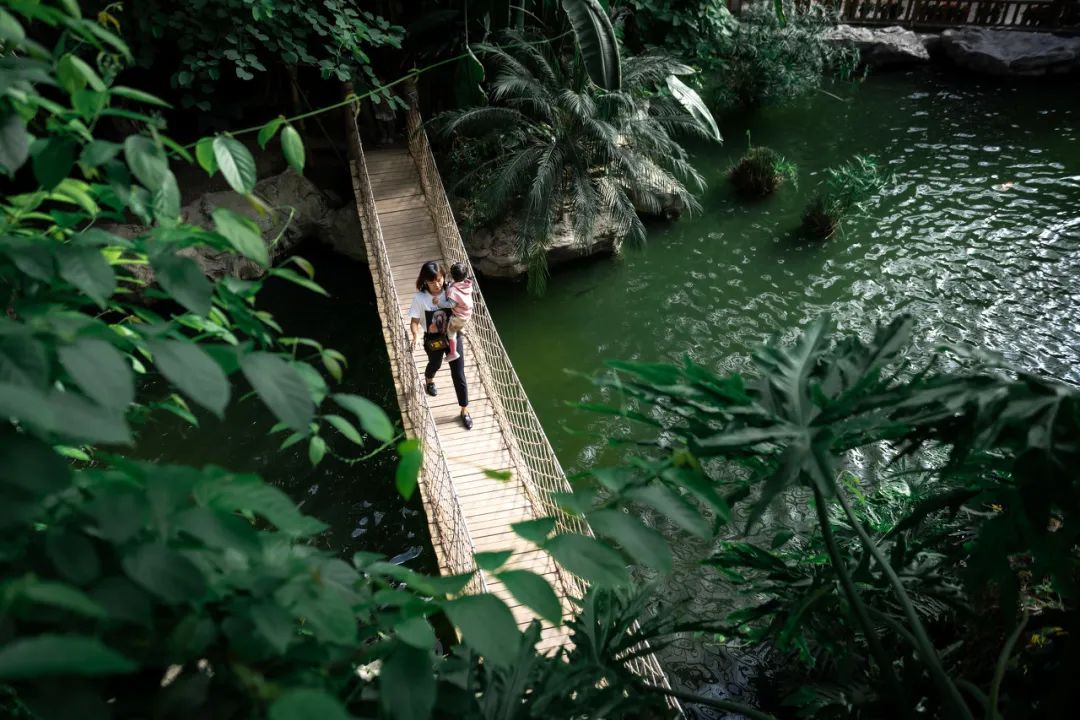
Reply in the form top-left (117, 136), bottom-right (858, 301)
top-left (729, 146), bottom-right (798, 198)
top-left (800, 155), bottom-right (887, 239)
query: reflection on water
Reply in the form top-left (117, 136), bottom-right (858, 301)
top-left (483, 68), bottom-right (1080, 716)
top-left (135, 243), bottom-right (437, 575)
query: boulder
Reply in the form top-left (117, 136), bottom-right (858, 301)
top-left (108, 170), bottom-right (365, 285)
top-left (941, 28), bottom-right (1080, 76)
top-left (465, 210), bottom-right (624, 279)
top-left (824, 25), bottom-right (929, 67)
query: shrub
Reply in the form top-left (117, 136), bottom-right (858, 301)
top-left (709, 1), bottom-right (858, 109)
top-left (800, 154), bottom-right (886, 239)
top-left (728, 145), bottom-right (798, 197)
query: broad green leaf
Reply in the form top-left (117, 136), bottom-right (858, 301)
top-left (123, 135), bottom-right (169, 190)
top-left (0, 112), bottom-right (30, 175)
top-left (544, 533), bottom-right (630, 587)
top-left (0, 334), bottom-right (48, 388)
top-left (474, 550), bottom-right (512, 572)
top-left (287, 588), bottom-right (356, 644)
top-left (497, 569), bottom-right (562, 626)
top-left (241, 352), bottom-right (315, 432)
top-left (587, 509), bottom-right (673, 574)
top-left (58, 54), bottom-right (105, 93)
top-left (20, 580), bottom-right (106, 618)
top-left (212, 207), bottom-right (269, 266)
top-left (512, 517), bottom-right (556, 545)
top-left (195, 473), bottom-right (327, 537)
top-left (122, 543), bottom-right (207, 605)
top-left (270, 690), bottom-right (350, 720)
top-left (79, 140), bottom-right (121, 168)
top-left (281, 125), bottom-right (305, 174)
top-left (173, 507), bottom-right (260, 555)
top-left (381, 644), bottom-right (435, 720)
top-left (212, 135), bottom-right (256, 194)
top-left (627, 482), bottom-right (710, 539)
top-left (152, 170), bottom-right (181, 222)
top-left (57, 246), bottom-right (115, 307)
top-left (269, 267), bottom-right (329, 296)
top-left (109, 86), bottom-right (171, 108)
top-left (0, 8), bottom-right (26, 44)
top-left (442, 594), bottom-right (520, 667)
top-left (290, 256), bottom-right (315, 279)
top-left (395, 438), bottom-right (421, 500)
top-left (147, 339), bottom-right (230, 417)
top-left (333, 393), bottom-right (394, 441)
top-left (74, 88), bottom-right (106, 117)
top-left (258, 117), bottom-right (285, 149)
top-left (308, 435), bottom-right (326, 466)
top-left (47, 390), bottom-right (131, 445)
top-left (195, 137), bottom-right (217, 175)
top-left (324, 414), bottom-right (363, 445)
top-left (561, 0), bottom-right (621, 90)
top-left (394, 616), bottom-right (436, 650)
top-left (46, 529), bottom-right (99, 585)
top-left (0, 635), bottom-right (136, 679)
top-left (33, 136), bottom-right (76, 190)
top-left (58, 337), bottom-right (134, 410)
top-left (150, 252), bottom-right (212, 316)
top-left (250, 602), bottom-right (295, 654)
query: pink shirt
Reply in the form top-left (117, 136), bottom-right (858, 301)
top-left (446, 279), bottom-right (474, 320)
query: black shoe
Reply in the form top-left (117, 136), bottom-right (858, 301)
top-left (425, 382), bottom-right (437, 397)
top-left (460, 411), bottom-right (473, 430)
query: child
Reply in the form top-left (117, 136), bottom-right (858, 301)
top-left (438, 262), bottom-right (474, 362)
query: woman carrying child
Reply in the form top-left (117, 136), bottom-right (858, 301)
top-left (409, 260), bottom-right (472, 430)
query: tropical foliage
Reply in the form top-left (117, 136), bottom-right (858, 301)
top-left (801, 154), bottom-right (886, 238)
top-left (100, 0), bottom-right (404, 111)
top-left (0, 4), bottom-right (693, 718)
top-left (437, 34), bottom-right (715, 293)
top-left (706, 1), bottom-right (857, 108)
top-left (566, 314), bottom-right (1079, 718)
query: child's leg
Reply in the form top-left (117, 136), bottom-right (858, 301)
top-left (446, 316), bottom-right (465, 361)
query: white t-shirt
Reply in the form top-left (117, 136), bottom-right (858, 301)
top-left (408, 290), bottom-right (446, 321)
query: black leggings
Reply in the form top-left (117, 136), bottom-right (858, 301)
top-left (424, 334), bottom-right (468, 408)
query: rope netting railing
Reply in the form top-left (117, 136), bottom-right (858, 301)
top-left (344, 102), bottom-right (485, 596)
top-left (400, 81), bottom-right (680, 708)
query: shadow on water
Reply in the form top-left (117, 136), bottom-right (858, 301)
top-left (135, 241), bottom-right (437, 575)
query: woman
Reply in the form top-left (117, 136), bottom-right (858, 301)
top-left (409, 260), bottom-right (472, 430)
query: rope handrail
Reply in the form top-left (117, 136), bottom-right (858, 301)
top-left (399, 80), bottom-right (681, 709)
top-left (344, 101), bottom-right (485, 596)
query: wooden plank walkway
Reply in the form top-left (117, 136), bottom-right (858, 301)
top-left (364, 147), bottom-right (569, 653)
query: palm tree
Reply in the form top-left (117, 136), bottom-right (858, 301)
top-left (436, 34), bottom-right (714, 293)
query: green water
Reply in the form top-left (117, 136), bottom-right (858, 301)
top-left (484, 68), bottom-right (1080, 478)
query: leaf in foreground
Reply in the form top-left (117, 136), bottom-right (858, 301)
top-left (0, 635), bottom-right (136, 679)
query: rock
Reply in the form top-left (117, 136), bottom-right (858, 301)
top-left (107, 170), bottom-right (366, 285)
top-left (941, 28), bottom-right (1080, 76)
top-left (919, 32), bottom-right (943, 59)
top-left (824, 25), bottom-right (929, 68)
top-left (318, 204), bottom-right (367, 262)
top-left (465, 209), bottom-right (624, 279)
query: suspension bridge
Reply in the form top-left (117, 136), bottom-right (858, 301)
top-left (344, 81), bottom-right (675, 697)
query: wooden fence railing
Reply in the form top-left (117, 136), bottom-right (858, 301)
top-left (837, 0), bottom-right (1080, 30)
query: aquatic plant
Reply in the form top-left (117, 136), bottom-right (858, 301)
top-left (801, 154), bottom-right (886, 239)
top-left (728, 145), bottom-right (798, 197)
